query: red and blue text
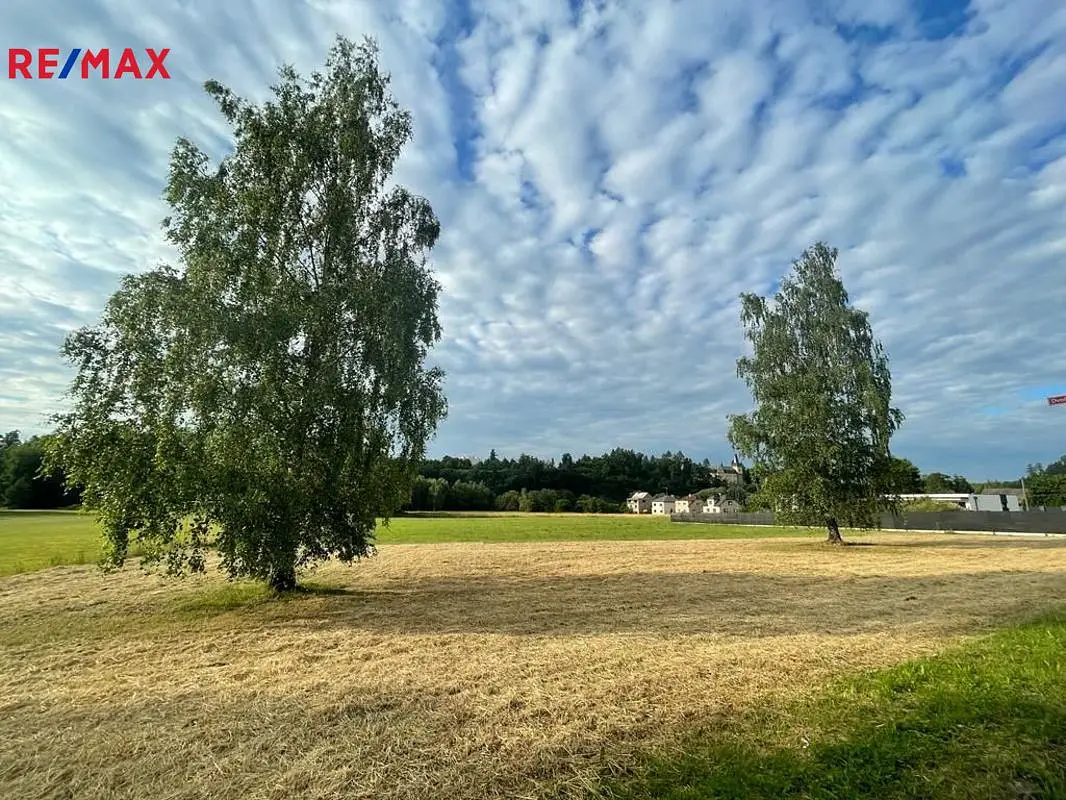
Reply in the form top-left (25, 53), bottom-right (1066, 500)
top-left (7, 48), bottom-right (171, 79)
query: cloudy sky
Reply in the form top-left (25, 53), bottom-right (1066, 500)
top-left (2, 0), bottom-right (1065, 479)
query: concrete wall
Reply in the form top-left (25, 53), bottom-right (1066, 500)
top-left (671, 509), bottom-right (1066, 534)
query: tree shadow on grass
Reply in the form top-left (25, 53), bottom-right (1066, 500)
top-left (277, 582), bottom-right (358, 599)
top-left (296, 583), bottom-right (356, 596)
top-left (291, 568), bottom-right (1066, 639)
top-left (598, 615), bottom-right (1066, 799)
top-left (175, 580), bottom-right (355, 613)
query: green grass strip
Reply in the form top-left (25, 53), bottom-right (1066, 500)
top-left (599, 613), bottom-right (1066, 799)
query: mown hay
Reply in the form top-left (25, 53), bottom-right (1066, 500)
top-left (2, 533), bottom-right (1065, 799)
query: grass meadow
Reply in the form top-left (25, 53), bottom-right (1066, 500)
top-left (1, 511), bottom-right (1064, 798)
top-left (0, 510), bottom-right (136, 575)
top-left (0, 509), bottom-right (806, 576)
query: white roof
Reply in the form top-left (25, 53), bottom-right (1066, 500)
top-left (629, 491), bottom-right (650, 499)
top-left (897, 493), bottom-right (973, 500)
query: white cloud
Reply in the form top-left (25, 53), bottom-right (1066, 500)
top-left (2, 0), bottom-right (1066, 479)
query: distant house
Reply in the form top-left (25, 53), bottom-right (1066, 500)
top-left (675, 494), bottom-right (704, 514)
top-left (703, 495), bottom-right (741, 514)
top-left (627, 491), bottom-right (652, 514)
top-left (651, 494), bottom-right (676, 515)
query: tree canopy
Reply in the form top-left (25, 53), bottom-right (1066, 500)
top-left (882, 456), bottom-right (923, 494)
top-left (727, 242), bottom-right (903, 542)
top-left (46, 36), bottom-right (446, 590)
top-left (1026, 458), bottom-right (1066, 508)
top-left (921, 472), bottom-right (974, 494)
top-left (1028, 456), bottom-right (1066, 477)
top-left (0, 432), bottom-right (80, 509)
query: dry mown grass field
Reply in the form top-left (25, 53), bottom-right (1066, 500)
top-left (3, 532), bottom-right (1066, 799)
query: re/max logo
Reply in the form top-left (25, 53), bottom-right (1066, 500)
top-left (7, 48), bottom-right (170, 79)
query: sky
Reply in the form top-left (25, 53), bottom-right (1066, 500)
top-left (1, 0), bottom-right (1065, 480)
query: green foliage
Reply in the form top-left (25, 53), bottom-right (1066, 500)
top-left (723, 484), bottom-right (750, 507)
top-left (419, 448), bottom-right (748, 503)
top-left (922, 472), bottom-right (974, 494)
top-left (0, 432), bottom-right (81, 509)
top-left (518, 488), bottom-right (574, 513)
top-left (744, 489), bottom-right (774, 512)
top-left (404, 476), bottom-right (494, 511)
top-left (575, 494), bottom-right (620, 513)
top-left (975, 479), bottom-right (1023, 492)
top-left (451, 481), bottom-right (494, 511)
top-left (902, 498), bottom-right (961, 512)
top-left (1028, 456), bottom-right (1066, 477)
top-left (495, 489), bottom-right (521, 511)
top-left (601, 613), bottom-right (1066, 799)
top-left (727, 243), bottom-right (904, 540)
top-left (882, 457), bottom-right (923, 494)
top-left (404, 470), bottom-right (627, 514)
top-left (553, 497), bottom-right (573, 513)
top-left (408, 474), bottom-right (432, 510)
top-left (426, 477), bottom-right (450, 511)
top-left (46, 37), bottom-right (446, 590)
top-left (1027, 466), bottom-right (1066, 507)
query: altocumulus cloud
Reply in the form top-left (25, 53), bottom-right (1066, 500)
top-left (1, 0), bottom-right (1065, 478)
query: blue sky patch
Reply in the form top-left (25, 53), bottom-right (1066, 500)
top-left (430, 0), bottom-right (479, 182)
top-left (939, 155), bottom-right (967, 177)
top-left (1021, 385), bottom-right (1066, 402)
top-left (913, 0), bottom-right (973, 40)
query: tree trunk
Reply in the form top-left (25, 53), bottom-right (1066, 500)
top-left (268, 564), bottom-right (297, 592)
top-left (826, 516), bottom-right (844, 544)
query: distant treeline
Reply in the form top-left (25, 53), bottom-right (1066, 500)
top-left (0, 432), bottom-right (81, 510)
top-left (407, 478), bottom-right (626, 513)
top-left (406, 449), bottom-right (751, 512)
top-left (406, 453), bottom-right (984, 513)
top-left (3, 428), bottom-right (1063, 512)
top-left (0, 437), bottom-right (750, 513)
top-left (1023, 458), bottom-right (1066, 507)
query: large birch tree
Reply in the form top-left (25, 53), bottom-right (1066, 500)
top-left (727, 242), bottom-right (903, 543)
top-left (47, 37), bottom-right (447, 589)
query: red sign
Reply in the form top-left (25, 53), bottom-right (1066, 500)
top-left (6, 48), bottom-right (170, 80)
top-left (1049, 395), bottom-right (1066, 406)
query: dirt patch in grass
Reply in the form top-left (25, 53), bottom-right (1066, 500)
top-left (1, 533), bottom-right (1065, 799)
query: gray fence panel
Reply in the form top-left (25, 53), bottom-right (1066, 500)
top-left (885, 510), bottom-right (1066, 533)
top-left (670, 509), bottom-right (1066, 534)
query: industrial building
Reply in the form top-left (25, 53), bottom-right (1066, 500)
top-left (895, 493), bottom-right (1021, 512)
